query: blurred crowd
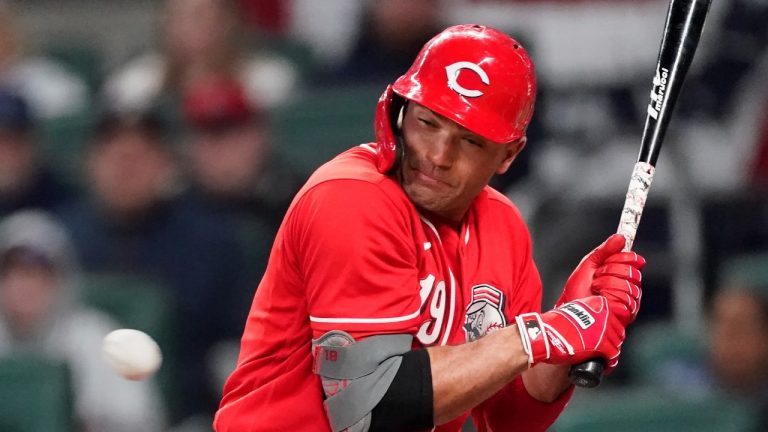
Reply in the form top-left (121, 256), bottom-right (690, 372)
top-left (0, 0), bottom-right (766, 431)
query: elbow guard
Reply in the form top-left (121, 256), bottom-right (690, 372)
top-left (312, 331), bottom-right (433, 432)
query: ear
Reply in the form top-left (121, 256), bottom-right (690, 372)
top-left (495, 136), bottom-right (526, 175)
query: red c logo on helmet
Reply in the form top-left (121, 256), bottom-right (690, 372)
top-left (445, 61), bottom-right (490, 98)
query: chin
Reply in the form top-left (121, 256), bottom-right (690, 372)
top-left (403, 183), bottom-right (434, 210)
top-left (408, 189), bottom-right (453, 218)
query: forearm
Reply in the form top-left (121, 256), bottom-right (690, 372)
top-left (522, 363), bottom-right (572, 402)
top-left (427, 325), bottom-right (529, 425)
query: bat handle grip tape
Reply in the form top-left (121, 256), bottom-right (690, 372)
top-left (569, 162), bottom-right (655, 388)
top-left (616, 162), bottom-right (655, 251)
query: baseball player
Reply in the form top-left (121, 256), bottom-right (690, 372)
top-left (215, 24), bottom-right (645, 432)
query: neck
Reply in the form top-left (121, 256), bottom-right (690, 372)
top-left (420, 208), bottom-right (463, 232)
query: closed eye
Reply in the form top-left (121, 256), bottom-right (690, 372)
top-left (418, 117), bottom-right (437, 128)
top-left (463, 137), bottom-right (483, 148)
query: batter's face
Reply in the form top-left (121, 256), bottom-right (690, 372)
top-left (399, 103), bottom-right (525, 224)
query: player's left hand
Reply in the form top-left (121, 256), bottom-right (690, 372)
top-left (516, 295), bottom-right (629, 374)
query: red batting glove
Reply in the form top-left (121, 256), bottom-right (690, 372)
top-left (555, 234), bottom-right (645, 324)
top-left (592, 251), bottom-right (644, 325)
top-left (516, 296), bottom-right (627, 373)
top-left (555, 234), bottom-right (627, 307)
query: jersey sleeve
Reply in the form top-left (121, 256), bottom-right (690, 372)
top-left (471, 376), bottom-right (573, 431)
top-left (287, 179), bottom-right (422, 338)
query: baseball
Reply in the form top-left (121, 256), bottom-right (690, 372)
top-left (102, 329), bottom-right (163, 381)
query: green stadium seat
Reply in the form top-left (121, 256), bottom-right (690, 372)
top-left (0, 354), bottom-right (74, 432)
top-left (625, 321), bottom-right (706, 387)
top-left (37, 43), bottom-right (101, 191)
top-left (271, 84), bottom-right (383, 176)
top-left (552, 387), bottom-right (759, 432)
top-left (718, 252), bottom-right (768, 288)
top-left (260, 36), bottom-right (320, 82)
top-left (80, 272), bottom-right (174, 343)
top-left (38, 108), bottom-right (94, 189)
top-left (44, 43), bottom-right (103, 96)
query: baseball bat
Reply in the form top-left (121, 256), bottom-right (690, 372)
top-left (568, 0), bottom-right (712, 389)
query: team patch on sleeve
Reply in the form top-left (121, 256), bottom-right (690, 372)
top-left (463, 284), bottom-right (507, 342)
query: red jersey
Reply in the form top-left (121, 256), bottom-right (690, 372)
top-left (215, 145), bottom-right (571, 431)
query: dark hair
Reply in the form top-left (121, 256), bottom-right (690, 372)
top-left (89, 108), bottom-right (172, 154)
top-left (0, 246), bottom-right (55, 275)
top-left (0, 89), bottom-right (33, 132)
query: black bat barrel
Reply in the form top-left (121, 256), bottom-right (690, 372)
top-left (638, 0), bottom-right (712, 167)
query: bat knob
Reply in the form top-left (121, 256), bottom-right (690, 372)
top-left (569, 359), bottom-right (605, 388)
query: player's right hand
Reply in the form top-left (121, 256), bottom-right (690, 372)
top-left (515, 296), bottom-right (627, 373)
top-left (555, 234), bottom-right (645, 326)
top-left (556, 234), bottom-right (639, 307)
top-left (592, 250), bottom-right (644, 325)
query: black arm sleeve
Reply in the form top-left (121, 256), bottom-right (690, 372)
top-left (369, 349), bottom-right (434, 432)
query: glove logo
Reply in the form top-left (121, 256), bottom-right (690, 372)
top-left (526, 326), bottom-right (541, 341)
top-left (559, 302), bottom-right (595, 329)
top-left (445, 61), bottom-right (490, 98)
top-left (464, 284), bottom-right (506, 342)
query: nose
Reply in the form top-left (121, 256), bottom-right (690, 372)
top-left (426, 134), bottom-right (455, 169)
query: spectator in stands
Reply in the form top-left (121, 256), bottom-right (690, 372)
top-left (182, 76), bottom-right (300, 219)
top-left (318, 0), bottom-right (443, 86)
top-left (236, 0), bottom-right (290, 36)
top-left (709, 255), bottom-right (768, 429)
top-left (60, 108), bottom-right (248, 427)
top-left (0, 2), bottom-right (88, 119)
top-left (181, 77), bottom-right (302, 310)
top-left (0, 210), bottom-right (165, 432)
top-left (103, 0), bottom-right (299, 116)
top-left (0, 89), bottom-right (75, 218)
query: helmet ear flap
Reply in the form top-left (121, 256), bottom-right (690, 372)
top-left (374, 86), bottom-right (406, 174)
top-left (393, 102), bottom-right (406, 171)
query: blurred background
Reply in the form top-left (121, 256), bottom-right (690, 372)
top-left (0, 0), bottom-right (766, 431)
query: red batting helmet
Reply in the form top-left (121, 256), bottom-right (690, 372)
top-left (374, 24), bottom-right (537, 173)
